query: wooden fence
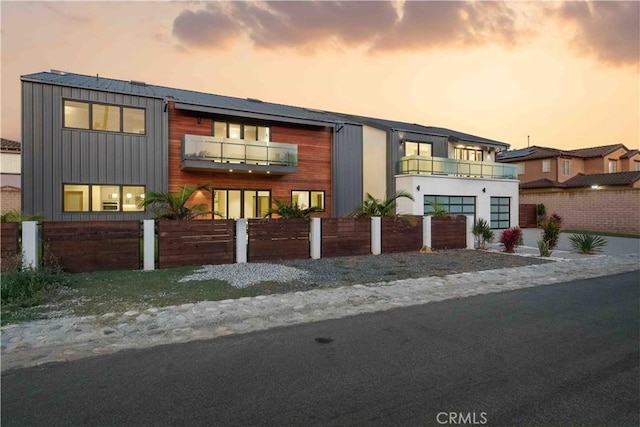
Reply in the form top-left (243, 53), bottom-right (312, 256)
top-left (519, 204), bottom-right (537, 228)
top-left (42, 221), bottom-right (140, 273)
top-left (248, 219), bottom-right (310, 262)
top-left (158, 220), bottom-right (234, 268)
top-left (381, 216), bottom-right (423, 253)
top-left (1, 222), bottom-right (19, 271)
top-left (322, 218), bottom-right (371, 257)
top-left (431, 216), bottom-right (467, 250)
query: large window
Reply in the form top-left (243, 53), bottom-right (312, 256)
top-left (64, 100), bottom-right (145, 134)
top-left (213, 121), bottom-right (270, 142)
top-left (63, 184), bottom-right (145, 212)
top-left (542, 159), bottom-right (550, 173)
top-left (292, 190), bottom-right (325, 211)
top-left (424, 195), bottom-right (475, 221)
top-left (608, 160), bottom-right (617, 173)
top-left (454, 147), bottom-right (483, 162)
top-left (405, 141), bottom-right (432, 157)
top-left (490, 197), bottom-right (510, 229)
top-left (214, 189), bottom-right (270, 219)
top-left (562, 160), bottom-right (570, 176)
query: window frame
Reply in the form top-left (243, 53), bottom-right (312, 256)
top-left (405, 141), bottom-right (432, 157)
top-left (291, 190), bottom-right (326, 212)
top-left (542, 159), bottom-right (550, 173)
top-left (62, 183), bottom-right (146, 213)
top-left (212, 121), bottom-right (271, 142)
top-left (608, 159), bottom-right (617, 173)
top-left (562, 159), bottom-right (570, 176)
top-left (424, 195), bottom-right (476, 222)
top-left (454, 147), bottom-right (484, 162)
top-left (490, 197), bottom-right (511, 229)
top-left (213, 188), bottom-right (272, 219)
top-left (63, 99), bottom-right (146, 135)
top-left (516, 163), bottom-right (525, 175)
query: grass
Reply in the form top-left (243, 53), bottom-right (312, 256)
top-left (0, 266), bottom-right (312, 326)
top-left (562, 230), bottom-right (640, 239)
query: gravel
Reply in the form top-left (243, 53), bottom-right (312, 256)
top-left (179, 250), bottom-right (552, 289)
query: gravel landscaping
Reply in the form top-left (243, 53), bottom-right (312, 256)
top-left (179, 250), bottom-right (553, 289)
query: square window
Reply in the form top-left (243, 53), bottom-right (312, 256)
top-left (123, 108), bottom-right (145, 134)
top-left (64, 100), bottom-right (90, 129)
top-left (63, 184), bottom-right (89, 211)
top-left (122, 186), bottom-right (145, 212)
top-left (92, 104), bottom-right (121, 132)
top-left (214, 122), bottom-right (227, 138)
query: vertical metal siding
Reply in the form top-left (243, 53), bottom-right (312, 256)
top-left (332, 124), bottom-right (363, 217)
top-left (21, 81), bottom-right (167, 221)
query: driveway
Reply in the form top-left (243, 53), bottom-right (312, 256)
top-left (520, 228), bottom-right (639, 258)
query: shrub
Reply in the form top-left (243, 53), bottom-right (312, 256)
top-left (265, 199), bottom-right (322, 219)
top-left (537, 239), bottom-right (551, 257)
top-left (536, 204), bottom-right (546, 225)
top-left (499, 227), bottom-right (522, 253)
top-left (472, 218), bottom-right (494, 249)
top-left (550, 213), bottom-right (563, 227)
top-left (1, 266), bottom-right (71, 307)
top-left (569, 233), bottom-right (608, 255)
top-left (540, 214), bottom-right (562, 250)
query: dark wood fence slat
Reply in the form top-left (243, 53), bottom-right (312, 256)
top-left (1, 223), bottom-right (20, 271)
top-left (322, 218), bottom-right (371, 257)
top-left (519, 204), bottom-right (537, 228)
top-left (431, 216), bottom-right (467, 250)
top-left (247, 219), bottom-right (310, 262)
top-left (381, 216), bottom-right (423, 253)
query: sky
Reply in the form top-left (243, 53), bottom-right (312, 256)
top-left (1, 0), bottom-right (638, 150)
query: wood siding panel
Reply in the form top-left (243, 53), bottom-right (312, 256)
top-left (381, 216), bottom-right (423, 253)
top-left (248, 219), bottom-right (309, 261)
top-left (519, 204), bottom-right (537, 228)
top-left (158, 220), bottom-right (234, 268)
top-left (1, 223), bottom-right (19, 271)
top-left (42, 221), bottom-right (140, 272)
top-left (321, 218), bottom-right (370, 257)
top-left (167, 104), bottom-right (332, 218)
top-left (431, 216), bottom-right (467, 250)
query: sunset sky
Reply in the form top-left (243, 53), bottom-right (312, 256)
top-left (1, 1), bottom-right (638, 150)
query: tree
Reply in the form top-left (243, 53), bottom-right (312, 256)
top-left (350, 191), bottom-right (414, 218)
top-left (264, 199), bottom-right (321, 219)
top-left (140, 184), bottom-right (213, 220)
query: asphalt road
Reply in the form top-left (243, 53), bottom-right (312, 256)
top-left (2, 271), bottom-right (638, 426)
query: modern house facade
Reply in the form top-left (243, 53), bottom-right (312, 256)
top-left (21, 70), bottom-right (518, 229)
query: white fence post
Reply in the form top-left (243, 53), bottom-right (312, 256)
top-left (143, 220), bottom-right (155, 271)
top-left (371, 216), bottom-right (381, 255)
top-left (310, 217), bottom-right (321, 260)
top-left (423, 215), bottom-right (432, 249)
top-left (236, 218), bottom-right (247, 263)
top-left (21, 221), bottom-right (38, 270)
top-left (466, 215), bottom-right (475, 249)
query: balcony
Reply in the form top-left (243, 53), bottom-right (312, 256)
top-left (398, 156), bottom-right (517, 180)
top-left (181, 134), bottom-right (298, 175)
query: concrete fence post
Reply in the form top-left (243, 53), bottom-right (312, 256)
top-left (236, 218), bottom-right (247, 263)
top-left (143, 219), bottom-right (155, 271)
top-left (310, 217), bottom-right (321, 260)
top-left (371, 216), bottom-right (381, 255)
top-left (21, 221), bottom-right (38, 270)
top-left (423, 215), bottom-right (432, 249)
top-left (466, 215), bottom-right (475, 249)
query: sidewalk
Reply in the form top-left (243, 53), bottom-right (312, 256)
top-left (2, 250), bottom-right (638, 372)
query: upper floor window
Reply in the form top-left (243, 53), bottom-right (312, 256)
top-left (608, 160), bottom-right (617, 173)
top-left (214, 121), bottom-right (270, 142)
top-left (517, 163), bottom-right (525, 175)
top-left (562, 160), bottom-right (570, 176)
top-left (634, 161), bottom-right (640, 171)
top-left (64, 100), bottom-right (145, 134)
top-left (454, 147), bottom-right (483, 162)
top-left (542, 159), bottom-right (550, 173)
top-left (405, 141), bottom-right (432, 157)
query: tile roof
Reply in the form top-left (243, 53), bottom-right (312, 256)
top-left (1, 138), bottom-right (21, 152)
top-left (566, 143), bottom-right (626, 158)
top-left (620, 149), bottom-right (639, 159)
top-left (520, 172), bottom-right (640, 189)
top-left (498, 144), bottom-right (632, 163)
top-left (519, 178), bottom-right (567, 189)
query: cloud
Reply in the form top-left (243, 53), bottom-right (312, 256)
top-left (171, 1), bottom-right (638, 66)
top-left (553, 1), bottom-right (639, 66)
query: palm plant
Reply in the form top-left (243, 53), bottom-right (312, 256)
top-left (0, 210), bottom-right (45, 222)
top-left (140, 184), bottom-right (212, 220)
top-left (472, 218), bottom-right (494, 249)
top-left (264, 199), bottom-right (322, 219)
top-left (350, 191), bottom-right (414, 218)
top-left (569, 233), bottom-right (608, 255)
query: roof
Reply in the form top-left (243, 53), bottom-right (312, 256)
top-left (333, 112), bottom-right (509, 148)
top-left (620, 149), bottom-right (639, 159)
top-left (498, 143), bottom-right (632, 163)
top-left (0, 138), bottom-right (21, 152)
top-left (21, 71), bottom-right (352, 126)
top-left (520, 172), bottom-right (640, 189)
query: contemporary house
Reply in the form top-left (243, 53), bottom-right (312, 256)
top-left (1, 138), bottom-right (21, 213)
top-left (21, 70), bottom-right (518, 228)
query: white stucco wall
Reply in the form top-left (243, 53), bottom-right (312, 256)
top-left (362, 125), bottom-right (387, 201)
top-left (395, 174), bottom-right (519, 228)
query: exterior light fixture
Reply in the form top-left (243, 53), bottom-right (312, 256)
top-left (416, 185), bottom-right (421, 191)
top-left (591, 185), bottom-right (599, 189)
top-left (229, 169), bottom-right (233, 172)
top-left (248, 170), bottom-right (252, 173)
top-left (482, 187), bottom-right (486, 193)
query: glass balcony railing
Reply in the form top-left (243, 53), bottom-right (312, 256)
top-left (398, 156), bottom-right (517, 180)
top-left (183, 134), bottom-right (298, 167)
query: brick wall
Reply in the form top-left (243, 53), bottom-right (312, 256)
top-left (520, 188), bottom-right (640, 234)
top-left (1, 187), bottom-right (21, 213)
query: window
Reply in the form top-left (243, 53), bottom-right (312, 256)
top-left (64, 100), bottom-right (145, 134)
top-left (634, 161), bottom-right (640, 171)
top-left (405, 141), bottom-right (432, 157)
top-left (214, 189), bottom-right (271, 219)
top-left (424, 195), bottom-right (475, 221)
top-left (542, 159), bottom-right (550, 173)
top-left (490, 197), bottom-right (510, 229)
top-left (63, 184), bottom-right (145, 212)
top-left (562, 160), bottom-right (570, 176)
top-left (292, 190), bottom-right (325, 211)
top-left (608, 160), bottom-right (617, 173)
top-left (454, 147), bottom-right (484, 162)
top-left (517, 163), bottom-right (525, 175)
top-left (214, 121), bottom-right (270, 141)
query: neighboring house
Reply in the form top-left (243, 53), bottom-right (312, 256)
top-left (497, 143), bottom-right (640, 184)
top-left (21, 70), bottom-right (517, 229)
top-left (1, 138), bottom-right (21, 213)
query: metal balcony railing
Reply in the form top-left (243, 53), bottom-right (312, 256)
top-left (398, 156), bottom-right (517, 179)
